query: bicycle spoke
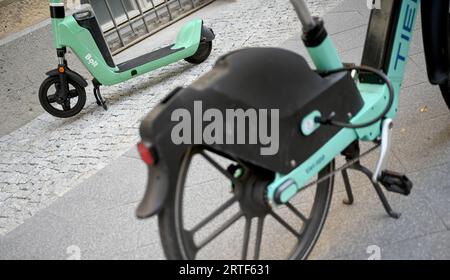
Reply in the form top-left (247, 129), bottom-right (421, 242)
top-left (190, 197), bottom-right (237, 233)
top-left (197, 211), bottom-right (243, 250)
top-left (286, 202), bottom-right (308, 223)
top-left (199, 151), bottom-right (239, 184)
top-left (241, 217), bottom-right (252, 260)
top-left (254, 217), bottom-right (265, 260)
top-left (270, 211), bottom-right (301, 239)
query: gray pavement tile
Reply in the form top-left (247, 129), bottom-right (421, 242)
top-left (416, 12), bottom-right (422, 31)
top-left (109, 250), bottom-right (136, 260)
top-left (135, 243), bottom-right (165, 260)
top-left (0, 198), bottom-right (160, 259)
top-left (330, 0), bottom-right (370, 14)
top-left (409, 162), bottom-right (450, 229)
top-left (339, 46), bottom-right (364, 63)
top-left (322, 11), bottom-right (367, 35)
top-left (396, 81), bottom-right (450, 128)
top-left (124, 145), bottom-right (141, 160)
top-left (309, 179), bottom-right (447, 260)
top-left (392, 114), bottom-right (450, 173)
top-left (135, 217), bottom-right (160, 248)
top-left (410, 51), bottom-right (427, 71)
top-left (63, 203), bottom-right (139, 260)
top-left (0, 155), bottom-right (150, 259)
top-left (45, 156), bottom-right (147, 220)
top-left (330, 25), bottom-right (367, 54)
top-left (0, 210), bottom-right (75, 260)
top-left (401, 57), bottom-right (428, 89)
top-left (409, 28), bottom-right (424, 56)
top-left (335, 230), bottom-right (450, 260)
top-left (379, 230), bottom-right (450, 260)
top-left (281, 34), bottom-right (309, 57)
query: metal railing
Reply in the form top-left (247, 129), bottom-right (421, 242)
top-left (83, 0), bottom-right (215, 54)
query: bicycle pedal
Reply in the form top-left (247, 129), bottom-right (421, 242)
top-left (379, 170), bottom-right (413, 196)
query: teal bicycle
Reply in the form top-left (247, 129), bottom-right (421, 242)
top-left (135, 0), bottom-right (449, 259)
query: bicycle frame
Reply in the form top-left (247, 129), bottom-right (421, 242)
top-left (267, 0), bottom-right (419, 203)
top-left (49, 0), bottom-right (202, 86)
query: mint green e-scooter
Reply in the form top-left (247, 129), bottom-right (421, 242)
top-left (39, 0), bottom-right (215, 118)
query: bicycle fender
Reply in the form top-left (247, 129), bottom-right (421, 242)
top-left (421, 0), bottom-right (450, 85)
top-left (136, 164), bottom-right (171, 219)
top-left (136, 112), bottom-right (185, 218)
top-left (46, 68), bottom-right (88, 88)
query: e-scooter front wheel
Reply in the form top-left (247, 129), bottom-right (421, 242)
top-left (158, 146), bottom-right (335, 260)
top-left (184, 41), bottom-right (213, 65)
top-left (39, 76), bottom-right (86, 118)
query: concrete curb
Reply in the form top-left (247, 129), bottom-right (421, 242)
top-left (0, 18), bottom-right (51, 46)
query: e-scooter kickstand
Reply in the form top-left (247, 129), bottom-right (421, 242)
top-left (341, 168), bottom-right (354, 205)
top-left (93, 79), bottom-right (107, 111)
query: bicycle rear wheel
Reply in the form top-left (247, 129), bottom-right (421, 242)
top-left (158, 146), bottom-right (335, 260)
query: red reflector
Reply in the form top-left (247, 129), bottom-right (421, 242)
top-left (137, 142), bottom-right (155, 165)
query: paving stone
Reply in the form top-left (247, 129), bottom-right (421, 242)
top-left (335, 230), bottom-right (450, 260)
top-left (409, 162), bottom-right (450, 229)
top-left (396, 82), bottom-right (450, 128)
top-left (323, 11), bottom-right (367, 35)
top-left (309, 179), bottom-right (447, 260)
top-left (53, 203), bottom-right (140, 260)
top-left (402, 57), bottom-right (428, 89)
top-left (0, 210), bottom-right (75, 260)
top-left (45, 156), bottom-right (147, 221)
top-left (135, 243), bottom-right (165, 260)
top-left (392, 114), bottom-right (450, 173)
top-left (124, 145), bottom-right (140, 160)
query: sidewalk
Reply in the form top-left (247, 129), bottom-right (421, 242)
top-left (1, 0), bottom-right (450, 259)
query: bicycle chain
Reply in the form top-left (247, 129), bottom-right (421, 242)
top-left (298, 143), bottom-right (381, 190)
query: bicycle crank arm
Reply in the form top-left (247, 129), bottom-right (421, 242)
top-left (372, 118), bottom-right (393, 183)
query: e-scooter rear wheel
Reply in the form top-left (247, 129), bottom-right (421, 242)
top-left (184, 41), bottom-right (213, 64)
top-left (158, 146), bottom-right (335, 260)
top-left (39, 76), bottom-right (86, 118)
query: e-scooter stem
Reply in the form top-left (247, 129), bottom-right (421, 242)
top-left (290, 0), bottom-right (316, 31)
